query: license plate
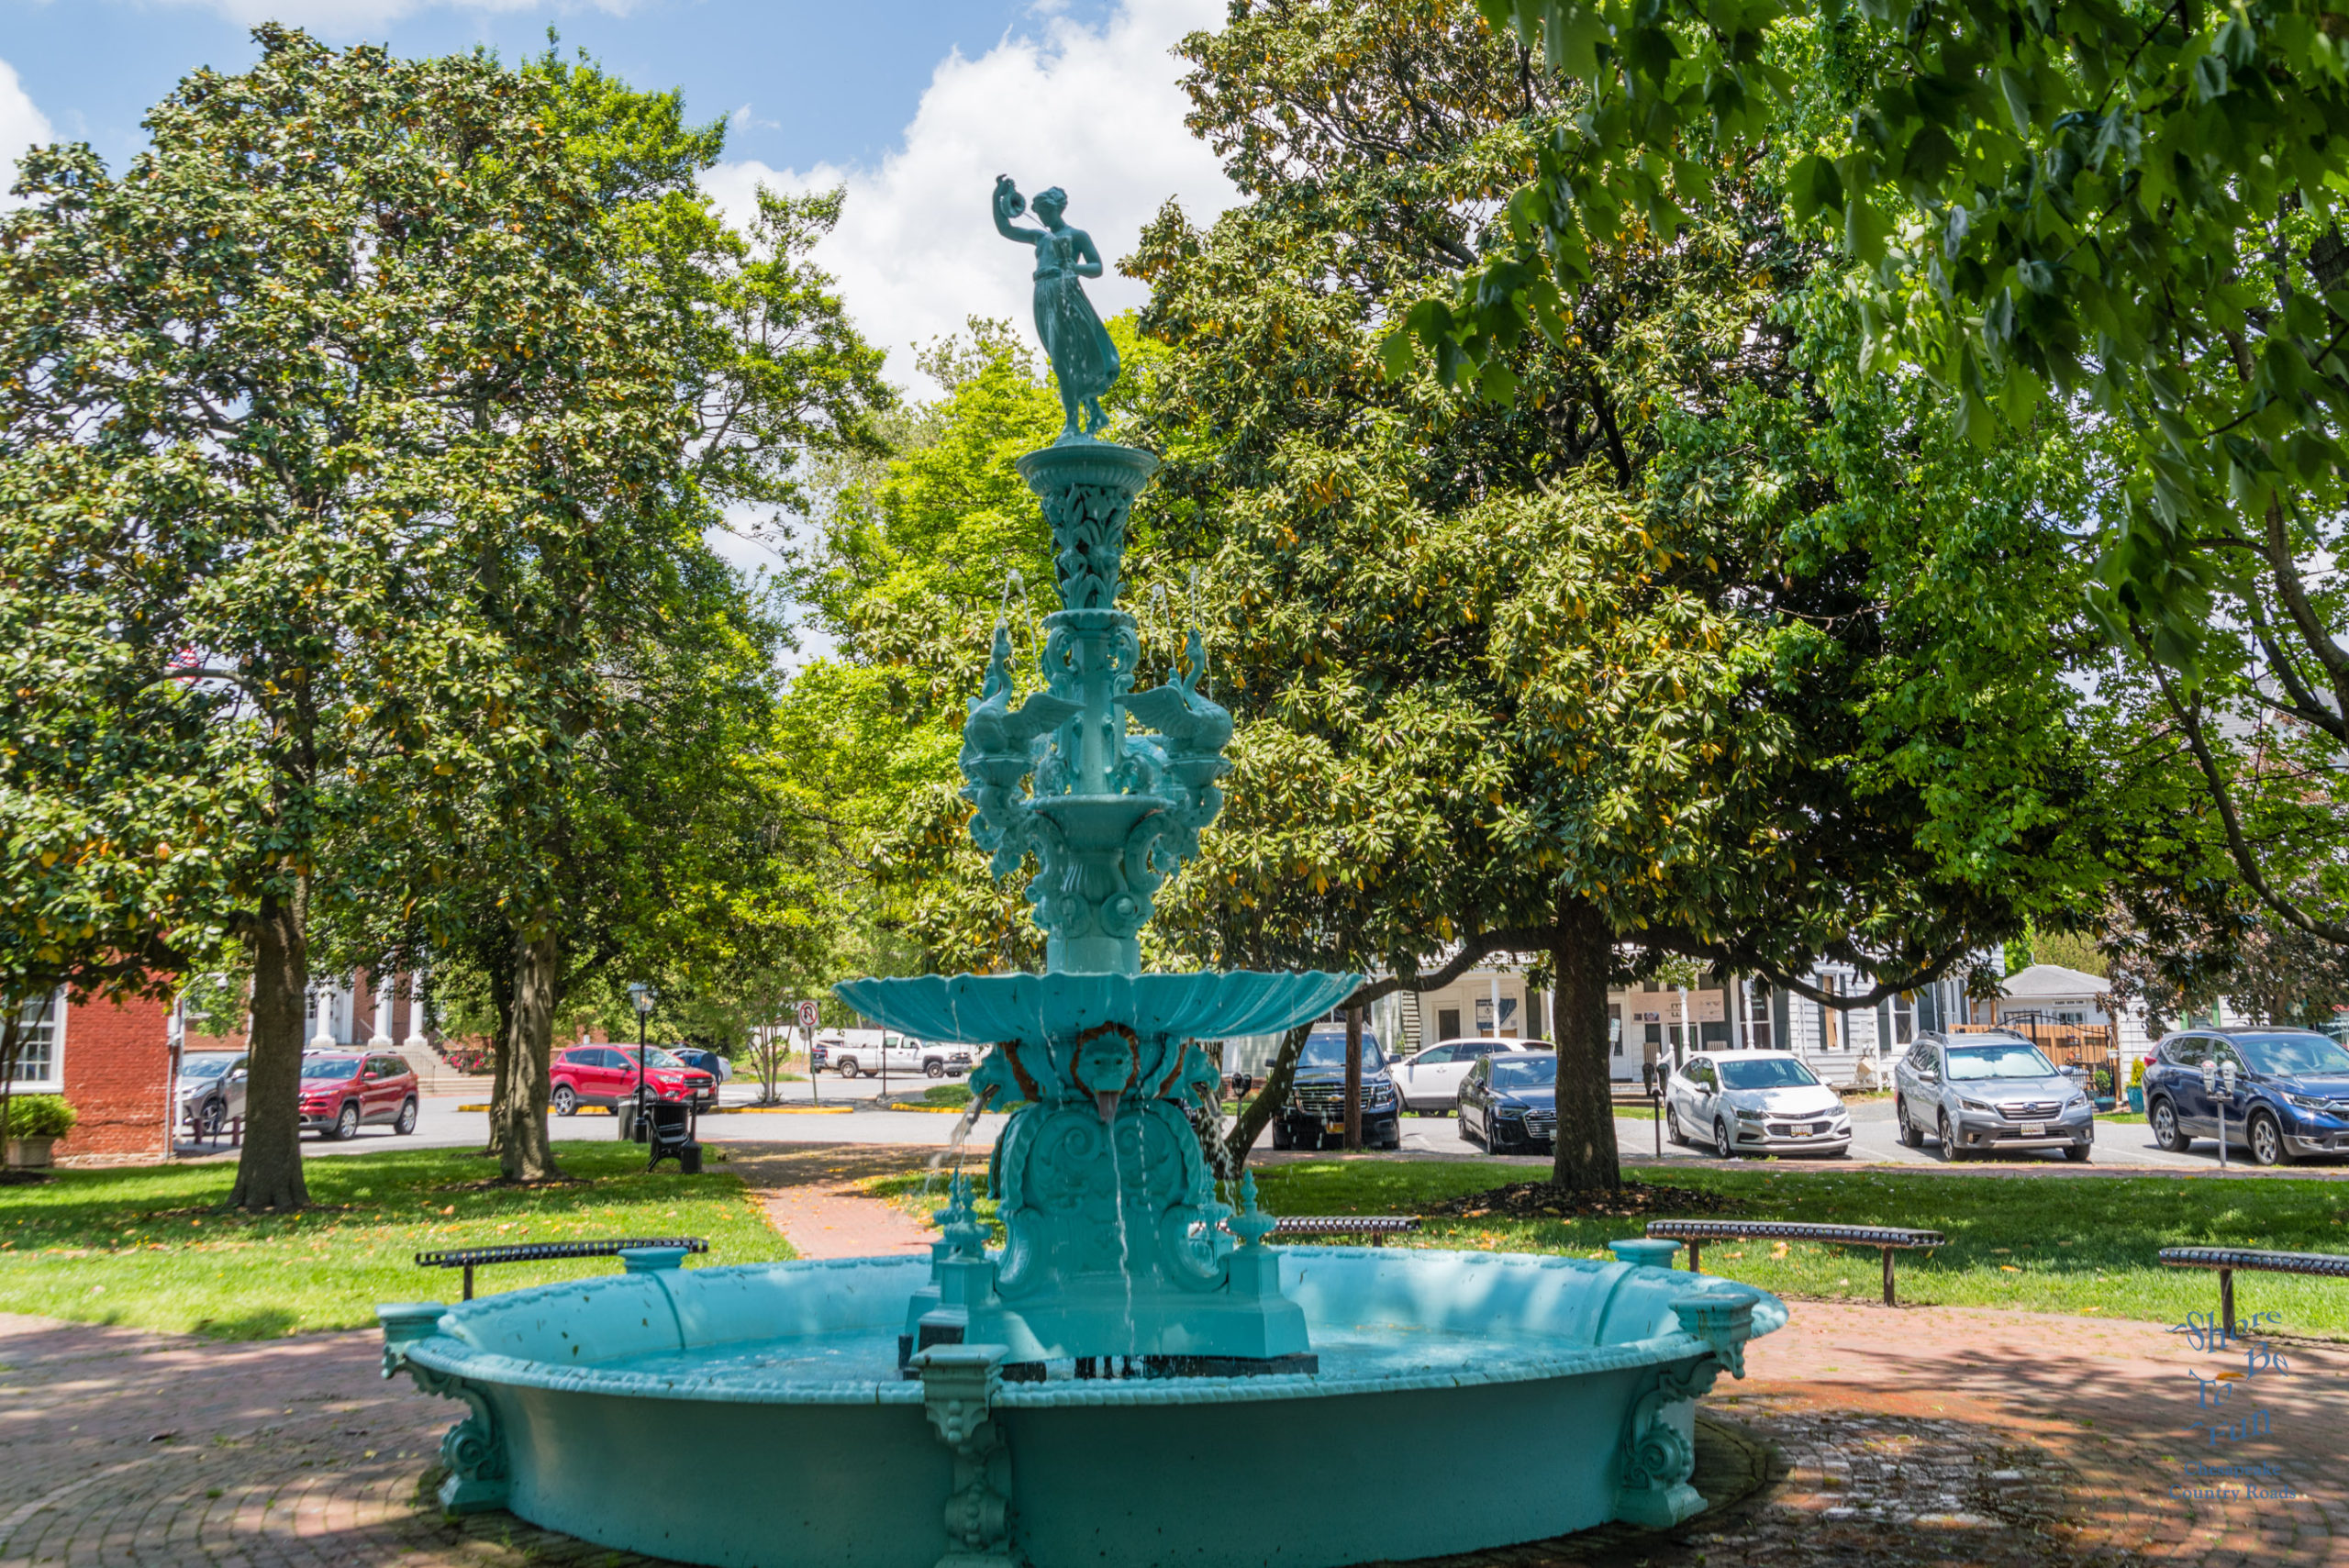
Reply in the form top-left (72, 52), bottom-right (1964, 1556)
top-left (2021, 1121), bottom-right (2045, 1138)
top-left (1326, 1119), bottom-right (1346, 1132)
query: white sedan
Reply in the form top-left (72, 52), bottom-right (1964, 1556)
top-left (1391, 1038), bottom-right (1552, 1114)
top-left (1664, 1051), bottom-right (1851, 1159)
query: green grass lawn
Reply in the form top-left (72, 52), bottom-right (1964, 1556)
top-left (0, 1142), bottom-right (791, 1340)
top-left (1249, 1160), bottom-right (2349, 1336)
top-left (876, 1157), bottom-right (2349, 1337)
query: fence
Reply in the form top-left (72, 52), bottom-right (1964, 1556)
top-left (1954, 1018), bottom-right (2123, 1093)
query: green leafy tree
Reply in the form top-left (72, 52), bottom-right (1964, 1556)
top-left (1135, 0), bottom-right (2115, 1184)
top-left (1391, 0), bottom-right (2349, 964)
top-left (0, 29), bottom-right (698, 1206)
top-left (315, 49), bottom-right (891, 1180)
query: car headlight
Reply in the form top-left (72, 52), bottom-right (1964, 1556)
top-left (1735, 1107), bottom-right (1765, 1121)
top-left (1959, 1097), bottom-right (1993, 1113)
top-left (1494, 1102), bottom-right (1526, 1118)
top-left (2065, 1091), bottom-right (2089, 1109)
top-left (2283, 1092), bottom-right (2335, 1114)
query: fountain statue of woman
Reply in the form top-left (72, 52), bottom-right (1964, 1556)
top-left (993, 176), bottom-right (1121, 441)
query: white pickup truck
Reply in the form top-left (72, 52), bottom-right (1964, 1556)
top-left (815, 1029), bottom-right (974, 1080)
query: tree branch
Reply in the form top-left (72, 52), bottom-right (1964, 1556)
top-left (2143, 629), bottom-right (2349, 948)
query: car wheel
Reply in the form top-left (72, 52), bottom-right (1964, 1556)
top-left (835, 1056), bottom-right (858, 1077)
top-left (1896, 1098), bottom-right (1924, 1148)
top-left (1271, 1119), bottom-right (1293, 1151)
top-left (925, 1059), bottom-right (945, 1079)
top-left (2063, 1141), bottom-right (2091, 1163)
top-left (552, 1084), bottom-right (578, 1117)
top-left (2149, 1096), bottom-right (2184, 1152)
top-left (1938, 1110), bottom-right (1967, 1162)
top-left (1665, 1106), bottom-right (1685, 1146)
top-left (395, 1097), bottom-right (418, 1136)
top-left (333, 1102), bottom-right (361, 1141)
top-left (2247, 1111), bottom-right (2287, 1167)
top-left (1712, 1118), bottom-right (1736, 1160)
top-left (200, 1099), bottom-right (227, 1136)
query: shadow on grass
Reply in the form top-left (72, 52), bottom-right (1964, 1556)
top-left (192, 1307), bottom-right (302, 1340)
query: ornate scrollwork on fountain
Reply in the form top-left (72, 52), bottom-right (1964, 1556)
top-left (916, 1343), bottom-right (1016, 1567)
top-left (406, 1363), bottom-right (511, 1514)
top-left (1612, 1290), bottom-right (1762, 1528)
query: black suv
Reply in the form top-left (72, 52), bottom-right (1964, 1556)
top-left (1271, 1025), bottom-right (1403, 1151)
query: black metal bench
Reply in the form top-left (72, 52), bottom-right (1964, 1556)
top-left (1269, 1216), bottom-right (1420, 1247)
top-left (1646, 1219), bottom-right (1945, 1306)
top-left (2160, 1246), bottom-right (2349, 1338)
top-left (416, 1237), bottom-right (710, 1300)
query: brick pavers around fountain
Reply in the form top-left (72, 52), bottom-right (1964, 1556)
top-left (3, 1291), bottom-right (2341, 1568)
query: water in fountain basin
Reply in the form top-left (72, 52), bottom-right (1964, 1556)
top-left (597, 1318), bottom-right (1576, 1389)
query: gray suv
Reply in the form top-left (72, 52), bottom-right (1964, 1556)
top-left (1891, 1031), bottom-right (2094, 1162)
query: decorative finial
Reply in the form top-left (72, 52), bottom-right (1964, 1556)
top-left (992, 175), bottom-right (1120, 441)
top-left (1229, 1171), bottom-right (1277, 1249)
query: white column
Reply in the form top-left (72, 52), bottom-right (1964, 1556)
top-left (405, 972), bottom-right (429, 1051)
top-left (369, 973), bottom-right (394, 1048)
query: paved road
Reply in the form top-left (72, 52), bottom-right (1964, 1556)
top-left (167, 1076), bottom-right (2349, 1177)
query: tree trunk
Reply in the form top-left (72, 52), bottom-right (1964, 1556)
top-left (1223, 1021), bottom-right (1311, 1173)
top-left (230, 883), bottom-right (312, 1211)
top-left (484, 937), bottom-right (518, 1155)
top-left (0, 1008), bottom-right (21, 1171)
top-left (1341, 1002), bottom-right (1364, 1151)
top-left (1549, 893), bottom-right (1621, 1191)
top-left (494, 921), bottom-right (561, 1183)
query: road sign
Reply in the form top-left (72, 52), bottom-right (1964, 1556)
top-left (797, 1000), bottom-right (819, 1031)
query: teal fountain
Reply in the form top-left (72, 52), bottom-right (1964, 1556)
top-left (376, 177), bottom-right (1785, 1568)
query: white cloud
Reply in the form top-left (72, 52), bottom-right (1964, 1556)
top-left (701, 0), bottom-right (1237, 386)
top-left (0, 57), bottom-right (53, 205)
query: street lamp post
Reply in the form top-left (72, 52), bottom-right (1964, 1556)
top-left (628, 983), bottom-right (655, 1140)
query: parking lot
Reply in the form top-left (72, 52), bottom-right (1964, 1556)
top-left (165, 1073), bottom-right (2349, 1177)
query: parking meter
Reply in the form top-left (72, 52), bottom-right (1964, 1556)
top-left (2221, 1059), bottom-right (2238, 1095)
top-left (2200, 1059), bottom-right (2218, 1095)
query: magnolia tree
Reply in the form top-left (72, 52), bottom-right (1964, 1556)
top-left (0, 31), bottom-right (701, 1206)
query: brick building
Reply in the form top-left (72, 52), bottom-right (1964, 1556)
top-left (7, 989), bottom-right (176, 1164)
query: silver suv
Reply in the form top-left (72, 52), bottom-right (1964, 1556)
top-left (176, 1051), bottom-right (249, 1135)
top-left (1892, 1030), bottom-right (2094, 1162)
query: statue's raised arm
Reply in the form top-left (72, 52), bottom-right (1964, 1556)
top-left (992, 175), bottom-right (1041, 247)
top-left (993, 176), bottom-right (1121, 441)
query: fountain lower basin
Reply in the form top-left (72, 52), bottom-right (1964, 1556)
top-left (382, 1246), bottom-right (1785, 1568)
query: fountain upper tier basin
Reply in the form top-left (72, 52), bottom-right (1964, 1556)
top-left (832, 968), bottom-right (1361, 1047)
top-left (384, 1247), bottom-right (1784, 1568)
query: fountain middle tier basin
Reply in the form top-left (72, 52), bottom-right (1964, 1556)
top-left (833, 968), bottom-right (1361, 1047)
top-left (383, 1246), bottom-right (1786, 1568)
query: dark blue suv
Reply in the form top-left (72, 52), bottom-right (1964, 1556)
top-left (1271, 1025), bottom-right (1402, 1151)
top-left (2142, 1029), bottom-right (2349, 1165)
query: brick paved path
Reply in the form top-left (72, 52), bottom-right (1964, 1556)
top-left (3, 1290), bottom-right (2341, 1567)
top-left (721, 1141), bottom-right (940, 1259)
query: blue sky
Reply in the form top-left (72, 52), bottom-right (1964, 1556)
top-left (0, 0), bottom-right (1240, 636)
top-left (0, 0), bottom-right (1235, 374)
top-left (4, 2), bottom-right (1116, 185)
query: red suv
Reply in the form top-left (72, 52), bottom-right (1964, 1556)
top-left (298, 1051), bottom-right (420, 1140)
top-left (551, 1045), bottom-right (717, 1116)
